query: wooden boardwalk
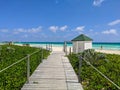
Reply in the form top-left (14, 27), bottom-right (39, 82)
top-left (21, 51), bottom-right (83, 90)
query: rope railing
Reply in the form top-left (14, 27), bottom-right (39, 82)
top-left (0, 49), bottom-right (43, 84)
top-left (0, 50), bottom-right (40, 73)
top-left (0, 56), bottom-right (27, 73)
top-left (29, 49), bottom-right (40, 56)
top-left (79, 56), bottom-right (120, 89)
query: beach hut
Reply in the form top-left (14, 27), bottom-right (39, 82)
top-left (71, 34), bottom-right (93, 53)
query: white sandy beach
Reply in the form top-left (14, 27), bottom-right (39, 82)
top-left (51, 46), bottom-right (120, 55)
top-left (95, 49), bottom-right (120, 55)
top-left (45, 46), bottom-right (120, 55)
top-left (15, 44), bottom-right (120, 55)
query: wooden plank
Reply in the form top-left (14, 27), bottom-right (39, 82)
top-left (21, 51), bottom-right (83, 90)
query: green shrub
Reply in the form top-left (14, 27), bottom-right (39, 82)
top-left (68, 49), bottom-right (120, 90)
top-left (0, 45), bottom-right (50, 90)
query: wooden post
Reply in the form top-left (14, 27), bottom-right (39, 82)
top-left (48, 44), bottom-right (49, 51)
top-left (63, 41), bottom-right (65, 52)
top-left (65, 41), bottom-right (67, 55)
top-left (27, 54), bottom-right (30, 83)
top-left (69, 47), bottom-right (71, 55)
top-left (78, 56), bottom-right (82, 83)
top-left (41, 48), bottom-right (43, 62)
top-left (0, 46), bottom-right (2, 55)
top-left (51, 44), bottom-right (52, 51)
top-left (40, 48), bottom-right (41, 63)
top-left (63, 43), bottom-right (64, 52)
top-left (63, 42), bottom-right (65, 52)
top-left (66, 44), bottom-right (67, 55)
top-left (46, 44), bottom-right (47, 50)
top-left (49, 44), bottom-right (51, 51)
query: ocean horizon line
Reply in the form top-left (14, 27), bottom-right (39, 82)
top-left (1, 41), bottom-right (120, 43)
top-left (1, 41), bottom-right (120, 50)
top-left (14, 41), bottom-right (120, 44)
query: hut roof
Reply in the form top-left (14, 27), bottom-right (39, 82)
top-left (71, 34), bottom-right (92, 41)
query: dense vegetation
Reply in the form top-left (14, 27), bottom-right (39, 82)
top-left (0, 45), bottom-right (50, 90)
top-left (68, 49), bottom-right (120, 90)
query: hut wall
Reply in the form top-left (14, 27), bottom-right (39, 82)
top-left (84, 41), bottom-right (92, 50)
top-left (73, 41), bottom-right (92, 53)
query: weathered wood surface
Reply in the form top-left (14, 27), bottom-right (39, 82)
top-left (21, 51), bottom-right (83, 90)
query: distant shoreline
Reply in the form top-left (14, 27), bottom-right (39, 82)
top-left (95, 49), bottom-right (120, 55)
top-left (15, 42), bottom-right (120, 50)
top-left (1, 41), bottom-right (120, 50)
top-left (1, 42), bottom-right (120, 54)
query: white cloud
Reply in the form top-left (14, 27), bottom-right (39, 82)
top-left (18, 28), bottom-right (27, 32)
top-left (13, 26), bottom-right (42, 34)
top-left (108, 19), bottom-right (120, 26)
top-left (75, 26), bottom-right (85, 32)
top-left (102, 29), bottom-right (117, 35)
top-left (13, 29), bottom-right (26, 34)
top-left (28, 26), bottom-right (42, 33)
top-left (49, 25), bottom-right (68, 32)
top-left (13, 28), bottom-right (26, 34)
top-left (60, 25), bottom-right (68, 31)
top-left (93, 0), bottom-right (105, 6)
top-left (49, 26), bottom-right (58, 33)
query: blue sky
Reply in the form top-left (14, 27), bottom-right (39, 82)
top-left (0, 0), bottom-right (120, 42)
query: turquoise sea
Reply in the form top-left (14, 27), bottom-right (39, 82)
top-left (0, 42), bottom-right (120, 50)
top-left (11, 42), bottom-right (120, 50)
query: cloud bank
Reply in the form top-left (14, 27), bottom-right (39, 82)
top-left (49, 26), bottom-right (58, 33)
top-left (60, 25), bottom-right (68, 31)
top-left (49, 25), bottom-right (68, 32)
top-left (13, 26), bottom-right (42, 34)
top-left (75, 26), bottom-right (85, 32)
top-left (108, 19), bottom-right (120, 26)
top-left (102, 29), bottom-right (117, 35)
top-left (93, 0), bottom-right (105, 6)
